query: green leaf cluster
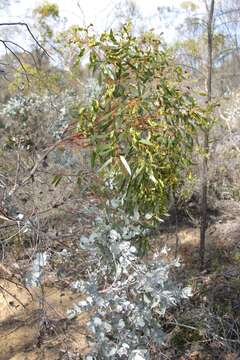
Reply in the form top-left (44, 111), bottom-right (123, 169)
top-left (34, 1), bottom-right (59, 18)
top-left (74, 25), bottom-right (208, 222)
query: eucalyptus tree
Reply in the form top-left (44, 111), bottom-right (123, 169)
top-left (69, 24), bottom-right (208, 225)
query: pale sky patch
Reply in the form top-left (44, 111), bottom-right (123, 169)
top-left (0, 0), bottom-right (193, 56)
top-left (2, 0), bottom-right (186, 34)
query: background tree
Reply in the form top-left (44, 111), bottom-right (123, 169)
top-left (200, 0), bottom-right (214, 269)
top-left (157, 0), bottom-right (240, 266)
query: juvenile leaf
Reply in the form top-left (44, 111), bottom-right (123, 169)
top-left (120, 155), bottom-right (131, 176)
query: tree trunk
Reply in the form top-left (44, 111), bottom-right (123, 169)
top-left (200, 0), bottom-right (215, 269)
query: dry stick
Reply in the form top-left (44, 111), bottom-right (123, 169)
top-left (0, 263), bottom-right (12, 276)
top-left (173, 193), bottom-right (180, 258)
top-left (33, 288), bottom-right (71, 320)
top-left (4, 40), bottom-right (38, 60)
top-left (1, 39), bottom-right (39, 71)
top-left (0, 242), bottom-right (5, 262)
top-left (0, 284), bottom-right (26, 308)
top-left (14, 147), bottom-right (21, 189)
top-left (0, 211), bottom-right (16, 222)
top-left (0, 40), bottom-right (30, 83)
top-left (32, 205), bottom-right (53, 338)
top-left (9, 133), bottom-right (89, 196)
top-left (0, 223), bottom-right (16, 230)
top-left (2, 225), bottom-right (26, 244)
top-left (0, 276), bottom-right (34, 301)
top-left (0, 320), bottom-right (25, 338)
top-left (167, 320), bottom-right (198, 331)
top-left (0, 22), bottom-right (53, 90)
top-left (8, 141), bottom-right (60, 196)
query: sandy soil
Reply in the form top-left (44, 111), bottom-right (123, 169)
top-left (0, 281), bottom-right (89, 360)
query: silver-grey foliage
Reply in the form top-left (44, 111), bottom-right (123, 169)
top-left (67, 202), bottom-right (192, 359)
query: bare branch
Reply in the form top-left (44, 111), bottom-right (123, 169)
top-left (1, 40), bottom-right (38, 68)
top-left (0, 22), bottom-right (51, 58)
top-left (0, 40), bottom-right (29, 83)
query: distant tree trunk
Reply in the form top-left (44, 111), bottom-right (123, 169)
top-left (200, 0), bottom-right (215, 269)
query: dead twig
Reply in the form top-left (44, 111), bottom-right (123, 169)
top-left (0, 284), bottom-right (26, 308)
top-left (0, 22), bottom-right (51, 58)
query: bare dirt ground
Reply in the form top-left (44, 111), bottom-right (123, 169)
top-left (0, 280), bottom-right (90, 360)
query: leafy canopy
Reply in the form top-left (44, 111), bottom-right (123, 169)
top-left (74, 24), bottom-right (208, 222)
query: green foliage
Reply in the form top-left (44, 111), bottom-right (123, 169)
top-left (34, 1), bottom-right (59, 18)
top-left (73, 25), bottom-right (208, 222)
top-left (33, 1), bottom-right (59, 43)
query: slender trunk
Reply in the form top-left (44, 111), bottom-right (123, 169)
top-left (200, 0), bottom-right (214, 269)
top-left (173, 194), bottom-right (180, 258)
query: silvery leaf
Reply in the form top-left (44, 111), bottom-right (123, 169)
top-left (129, 349), bottom-right (149, 360)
